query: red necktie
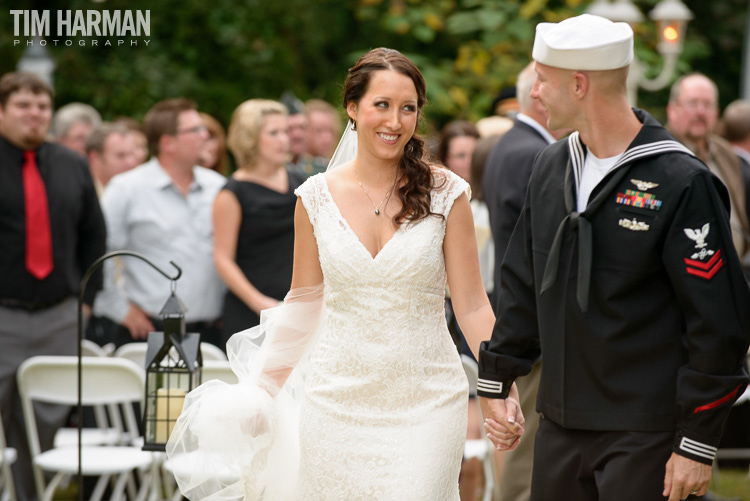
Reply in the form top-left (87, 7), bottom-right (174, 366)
top-left (23, 150), bottom-right (54, 280)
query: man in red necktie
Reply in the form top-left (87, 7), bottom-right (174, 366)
top-left (0, 72), bottom-right (106, 501)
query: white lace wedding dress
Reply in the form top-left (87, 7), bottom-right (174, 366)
top-left (294, 169), bottom-right (469, 500)
top-left (167, 168), bottom-right (470, 500)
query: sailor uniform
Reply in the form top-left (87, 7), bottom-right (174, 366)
top-left (478, 110), bottom-right (750, 467)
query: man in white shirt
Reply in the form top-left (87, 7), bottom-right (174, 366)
top-left (94, 98), bottom-right (227, 348)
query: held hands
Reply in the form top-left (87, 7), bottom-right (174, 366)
top-left (663, 453), bottom-right (711, 500)
top-left (240, 411), bottom-right (270, 437)
top-left (238, 386), bottom-right (275, 438)
top-left (479, 382), bottom-right (525, 451)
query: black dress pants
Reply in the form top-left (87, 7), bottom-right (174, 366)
top-left (531, 416), bottom-right (674, 501)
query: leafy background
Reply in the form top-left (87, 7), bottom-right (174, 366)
top-left (0, 0), bottom-right (747, 134)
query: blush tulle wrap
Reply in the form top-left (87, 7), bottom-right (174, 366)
top-left (165, 285), bottom-right (325, 500)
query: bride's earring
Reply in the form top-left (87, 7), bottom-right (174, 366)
top-left (351, 121), bottom-right (357, 132)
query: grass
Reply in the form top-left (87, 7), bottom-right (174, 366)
top-left (47, 467), bottom-right (750, 500)
top-left (713, 468), bottom-right (750, 500)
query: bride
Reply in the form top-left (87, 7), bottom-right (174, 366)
top-left (167, 47), bottom-right (522, 500)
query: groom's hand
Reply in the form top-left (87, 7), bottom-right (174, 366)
top-left (663, 453), bottom-right (711, 500)
top-left (479, 382), bottom-right (524, 451)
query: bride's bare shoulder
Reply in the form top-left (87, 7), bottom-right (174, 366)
top-left (323, 160), bottom-right (355, 192)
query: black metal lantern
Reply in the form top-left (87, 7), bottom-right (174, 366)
top-left (142, 290), bottom-right (202, 451)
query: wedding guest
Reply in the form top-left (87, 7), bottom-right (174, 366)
top-left (94, 98), bottom-right (226, 348)
top-left (666, 73), bottom-right (750, 267)
top-left (84, 122), bottom-right (139, 348)
top-left (720, 99), bottom-right (750, 228)
top-left (214, 99), bottom-right (304, 345)
top-left (85, 122), bottom-right (139, 195)
top-left (0, 72), bottom-right (106, 501)
top-left (475, 115), bottom-right (514, 138)
top-left (52, 102), bottom-right (101, 157)
top-left (283, 91), bottom-right (326, 177)
top-left (306, 98), bottom-right (342, 161)
top-left (438, 120), bottom-right (480, 183)
top-left (115, 116), bottom-right (150, 165)
top-left (198, 112), bottom-right (229, 176)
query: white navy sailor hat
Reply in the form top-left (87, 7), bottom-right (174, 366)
top-left (532, 14), bottom-right (634, 71)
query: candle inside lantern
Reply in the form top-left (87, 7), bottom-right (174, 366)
top-left (155, 387), bottom-right (186, 443)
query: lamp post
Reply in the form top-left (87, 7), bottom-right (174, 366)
top-left (77, 251), bottom-right (183, 501)
top-left (586, 0), bottom-right (693, 105)
top-left (16, 36), bottom-right (55, 89)
top-left (142, 290), bottom-right (202, 452)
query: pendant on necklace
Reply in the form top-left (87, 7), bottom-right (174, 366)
top-left (375, 209), bottom-right (380, 215)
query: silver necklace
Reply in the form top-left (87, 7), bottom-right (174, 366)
top-left (355, 166), bottom-right (398, 216)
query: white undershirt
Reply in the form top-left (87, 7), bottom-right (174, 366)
top-left (577, 152), bottom-right (623, 212)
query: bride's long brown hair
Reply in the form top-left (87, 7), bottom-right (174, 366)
top-left (343, 48), bottom-right (442, 225)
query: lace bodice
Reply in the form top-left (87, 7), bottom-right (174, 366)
top-left (296, 168), bottom-right (469, 298)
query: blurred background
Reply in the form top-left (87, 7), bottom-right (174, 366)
top-left (1, 0), bottom-right (747, 139)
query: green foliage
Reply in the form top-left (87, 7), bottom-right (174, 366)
top-left (0, 0), bottom-right (745, 132)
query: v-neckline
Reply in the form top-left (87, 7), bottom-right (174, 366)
top-left (320, 176), bottom-right (402, 261)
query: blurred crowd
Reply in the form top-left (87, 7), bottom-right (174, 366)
top-left (2, 64), bottom-right (750, 501)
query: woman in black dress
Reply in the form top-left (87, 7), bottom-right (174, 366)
top-left (213, 99), bottom-right (305, 347)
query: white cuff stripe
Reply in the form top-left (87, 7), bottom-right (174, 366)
top-left (477, 379), bottom-right (503, 394)
top-left (477, 386), bottom-right (503, 394)
top-left (680, 437), bottom-right (717, 461)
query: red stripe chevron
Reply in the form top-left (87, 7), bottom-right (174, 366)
top-left (684, 250), bottom-right (721, 270)
top-left (686, 259), bottom-right (723, 279)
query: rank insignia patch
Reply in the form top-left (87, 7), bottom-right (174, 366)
top-left (683, 223), bottom-right (723, 279)
top-left (684, 250), bottom-right (723, 280)
top-left (631, 179), bottom-right (659, 191)
top-left (616, 189), bottom-right (662, 210)
top-left (684, 224), bottom-right (710, 250)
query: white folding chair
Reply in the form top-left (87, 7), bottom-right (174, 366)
top-left (55, 340), bottom-right (119, 450)
top-left (114, 342), bottom-right (226, 369)
top-left (18, 356), bottom-right (154, 501)
top-left (199, 343), bottom-right (228, 362)
top-left (201, 360), bottom-right (238, 384)
top-left (81, 339), bottom-right (115, 358)
top-left (113, 343), bottom-right (149, 368)
top-left (0, 416), bottom-right (16, 501)
top-left (462, 354), bottom-right (501, 501)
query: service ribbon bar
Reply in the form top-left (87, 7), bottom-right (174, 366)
top-left (615, 189), bottom-right (662, 210)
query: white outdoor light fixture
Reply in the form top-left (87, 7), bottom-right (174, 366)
top-left (17, 37), bottom-right (56, 90)
top-left (586, 0), bottom-right (693, 105)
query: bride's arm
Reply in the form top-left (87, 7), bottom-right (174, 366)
top-left (445, 194), bottom-right (524, 448)
top-left (291, 197), bottom-right (324, 289)
top-left (444, 192), bottom-right (495, 359)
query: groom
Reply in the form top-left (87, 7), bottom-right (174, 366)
top-left (478, 13), bottom-right (750, 501)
